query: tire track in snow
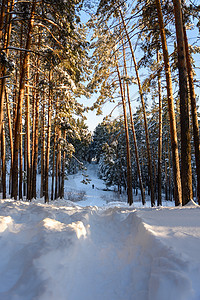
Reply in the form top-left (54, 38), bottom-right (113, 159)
top-left (0, 201), bottom-right (195, 300)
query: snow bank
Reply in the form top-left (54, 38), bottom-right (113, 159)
top-left (0, 199), bottom-right (200, 300)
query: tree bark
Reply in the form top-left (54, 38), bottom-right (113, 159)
top-left (1, 122), bottom-right (6, 198)
top-left (51, 129), bottom-right (56, 200)
top-left (5, 89), bottom-right (13, 194)
top-left (11, 0), bottom-right (36, 199)
top-left (55, 128), bottom-right (61, 199)
top-left (40, 89), bottom-right (46, 198)
top-left (32, 54), bottom-right (40, 199)
top-left (155, 0), bottom-right (182, 206)
top-left (157, 51), bottom-right (162, 206)
top-left (172, 0), bottom-right (193, 205)
top-left (183, 26), bottom-right (200, 204)
top-left (61, 138), bottom-right (66, 199)
top-left (0, 0), bottom-right (14, 140)
top-left (19, 121), bottom-right (23, 200)
top-left (26, 54), bottom-right (31, 200)
top-left (121, 35), bottom-right (145, 205)
top-left (120, 10), bottom-right (154, 206)
top-left (45, 70), bottom-right (52, 203)
top-left (115, 54), bottom-right (133, 205)
top-left (30, 80), bottom-right (36, 198)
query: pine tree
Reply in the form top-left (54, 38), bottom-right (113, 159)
top-left (172, 0), bottom-right (193, 205)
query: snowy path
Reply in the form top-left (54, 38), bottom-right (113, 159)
top-left (0, 200), bottom-right (200, 300)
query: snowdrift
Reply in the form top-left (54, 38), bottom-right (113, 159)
top-left (0, 199), bottom-right (200, 300)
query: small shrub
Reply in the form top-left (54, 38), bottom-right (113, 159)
top-left (65, 189), bottom-right (86, 202)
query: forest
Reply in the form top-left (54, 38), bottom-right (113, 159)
top-left (0, 0), bottom-right (200, 207)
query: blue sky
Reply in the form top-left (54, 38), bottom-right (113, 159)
top-left (79, 3), bottom-right (200, 132)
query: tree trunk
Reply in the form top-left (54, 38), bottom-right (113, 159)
top-left (165, 142), bottom-right (168, 200)
top-left (167, 134), bottom-right (172, 201)
top-left (32, 55), bottom-right (40, 199)
top-left (55, 128), bottom-right (61, 199)
top-left (121, 35), bottom-right (145, 205)
top-left (19, 121), bottom-right (23, 200)
top-left (61, 139), bottom-right (66, 199)
top-left (115, 54), bottom-right (133, 205)
top-left (45, 70), bottom-right (52, 203)
top-left (4, 0), bottom-right (14, 52)
top-left (0, 0), bottom-right (14, 140)
top-left (5, 89), bottom-right (13, 194)
top-left (120, 10), bottom-right (154, 206)
top-left (155, 0), bottom-right (182, 206)
top-left (40, 90), bottom-right (46, 198)
top-left (0, 0), bottom-right (6, 41)
top-left (157, 51), bottom-right (162, 206)
top-left (26, 54), bottom-right (31, 200)
top-left (11, 0), bottom-right (36, 199)
top-left (183, 26), bottom-right (200, 204)
top-left (30, 81), bottom-right (36, 198)
top-left (172, 0), bottom-right (193, 205)
top-left (1, 122), bottom-right (6, 198)
top-left (51, 129), bottom-right (56, 200)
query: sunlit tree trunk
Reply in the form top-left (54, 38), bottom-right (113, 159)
top-left (12, 0), bottom-right (36, 199)
top-left (0, 0), bottom-right (14, 142)
top-left (183, 26), bottom-right (200, 204)
top-left (115, 54), bottom-right (133, 205)
top-left (155, 0), bottom-right (182, 206)
top-left (172, 0), bottom-right (193, 205)
top-left (0, 0), bottom-right (7, 137)
top-left (121, 35), bottom-right (145, 205)
top-left (30, 83), bottom-right (36, 198)
top-left (120, 10), bottom-right (154, 206)
top-left (26, 54), bottom-right (31, 200)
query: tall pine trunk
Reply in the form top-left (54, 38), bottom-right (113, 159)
top-left (0, 0), bottom-right (7, 137)
top-left (19, 121), bottom-right (23, 200)
top-left (115, 54), bottom-right (133, 205)
top-left (26, 54), bottom-right (31, 200)
top-left (51, 129), bottom-right (56, 200)
top-left (1, 122), bottom-right (6, 198)
top-left (157, 51), bottom-right (162, 206)
top-left (40, 90), bottom-right (46, 198)
top-left (172, 0), bottom-right (193, 205)
top-left (55, 128), bottom-right (61, 199)
top-left (44, 70), bottom-right (52, 203)
top-left (12, 0), bottom-right (36, 199)
top-left (183, 26), bottom-right (200, 204)
top-left (32, 56), bottom-right (40, 199)
top-left (155, 0), bottom-right (182, 206)
top-left (5, 89), bottom-right (13, 194)
top-left (121, 35), bottom-right (145, 205)
top-left (120, 10), bottom-right (154, 206)
top-left (61, 134), bottom-right (66, 199)
top-left (0, 0), bottom-right (14, 143)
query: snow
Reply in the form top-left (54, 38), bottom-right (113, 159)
top-left (0, 163), bottom-right (200, 300)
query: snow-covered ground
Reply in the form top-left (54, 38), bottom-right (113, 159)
top-left (0, 163), bottom-right (200, 300)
